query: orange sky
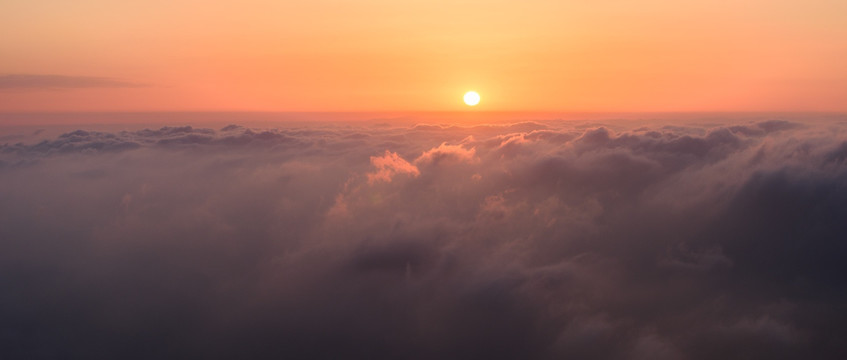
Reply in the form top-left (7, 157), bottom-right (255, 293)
top-left (1, 0), bottom-right (846, 112)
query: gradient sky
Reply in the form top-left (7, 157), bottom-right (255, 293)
top-left (2, 0), bottom-right (846, 112)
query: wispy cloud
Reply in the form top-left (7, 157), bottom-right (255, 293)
top-left (0, 74), bottom-right (147, 90)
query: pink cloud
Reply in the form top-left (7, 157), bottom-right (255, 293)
top-left (367, 150), bottom-right (420, 184)
top-left (414, 143), bottom-right (477, 166)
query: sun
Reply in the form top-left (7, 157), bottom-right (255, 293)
top-left (463, 91), bottom-right (480, 106)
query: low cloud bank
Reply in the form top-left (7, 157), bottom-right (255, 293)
top-left (2, 118), bottom-right (847, 359)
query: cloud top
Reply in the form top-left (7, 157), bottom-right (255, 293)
top-left (368, 150), bottom-right (420, 183)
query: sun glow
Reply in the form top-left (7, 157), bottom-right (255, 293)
top-left (463, 91), bottom-right (480, 106)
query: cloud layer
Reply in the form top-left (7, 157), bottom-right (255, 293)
top-left (2, 117), bottom-right (847, 359)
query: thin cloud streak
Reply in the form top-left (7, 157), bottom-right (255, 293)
top-left (0, 74), bottom-right (148, 90)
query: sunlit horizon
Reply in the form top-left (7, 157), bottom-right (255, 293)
top-left (3, 0), bottom-right (847, 113)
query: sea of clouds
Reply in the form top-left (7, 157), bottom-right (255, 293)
top-left (2, 116), bottom-right (847, 359)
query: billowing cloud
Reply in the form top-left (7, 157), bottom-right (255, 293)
top-left (1, 117), bottom-right (847, 358)
top-left (368, 150), bottom-right (420, 184)
top-left (414, 142), bottom-right (477, 166)
top-left (0, 74), bottom-right (146, 90)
